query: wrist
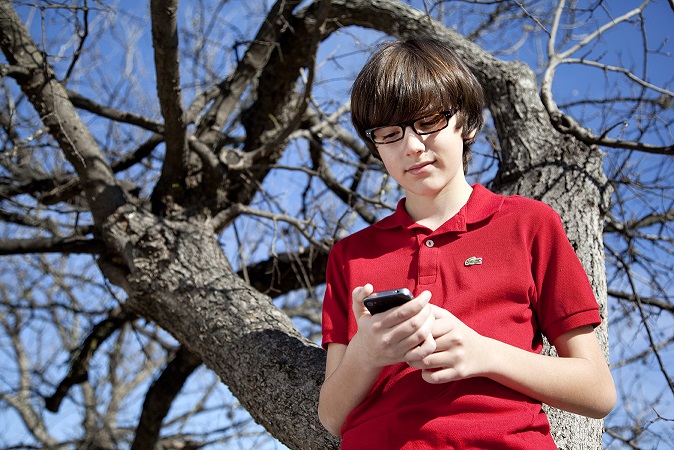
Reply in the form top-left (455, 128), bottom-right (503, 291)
top-left (347, 333), bottom-right (387, 371)
top-left (475, 335), bottom-right (504, 379)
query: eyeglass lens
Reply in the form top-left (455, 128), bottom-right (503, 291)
top-left (369, 112), bottom-right (449, 144)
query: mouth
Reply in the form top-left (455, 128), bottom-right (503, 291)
top-left (406, 160), bottom-right (435, 174)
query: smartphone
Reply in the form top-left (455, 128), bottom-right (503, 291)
top-left (364, 288), bottom-right (414, 314)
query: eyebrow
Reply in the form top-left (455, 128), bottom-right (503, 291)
top-left (371, 107), bottom-right (444, 128)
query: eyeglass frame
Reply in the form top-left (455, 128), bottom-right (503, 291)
top-left (364, 105), bottom-right (460, 145)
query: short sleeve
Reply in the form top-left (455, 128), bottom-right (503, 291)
top-left (530, 206), bottom-right (601, 343)
top-left (321, 241), bottom-right (351, 348)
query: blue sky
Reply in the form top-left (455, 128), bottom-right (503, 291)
top-left (2, 1), bottom-right (672, 448)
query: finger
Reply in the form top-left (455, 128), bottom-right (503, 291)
top-left (404, 334), bottom-right (436, 362)
top-left (432, 319), bottom-right (472, 353)
top-left (379, 290), bottom-right (432, 327)
top-left (422, 367), bottom-right (460, 384)
top-left (408, 350), bottom-right (447, 370)
top-left (430, 304), bottom-right (452, 319)
top-left (429, 311), bottom-right (471, 340)
top-left (400, 310), bottom-right (436, 358)
top-left (389, 302), bottom-right (435, 348)
top-left (352, 284), bottom-right (374, 318)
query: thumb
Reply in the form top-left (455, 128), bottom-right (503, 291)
top-left (352, 284), bottom-right (374, 318)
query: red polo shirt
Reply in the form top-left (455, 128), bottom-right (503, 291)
top-left (321, 184), bottom-right (601, 449)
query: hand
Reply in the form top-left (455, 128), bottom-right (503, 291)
top-left (408, 305), bottom-right (489, 384)
top-left (349, 284), bottom-right (436, 368)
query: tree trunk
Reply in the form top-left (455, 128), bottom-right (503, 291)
top-left (101, 205), bottom-right (339, 449)
top-left (486, 61), bottom-right (610, 450)
top-left (1, 0), bottom-right (613, 448)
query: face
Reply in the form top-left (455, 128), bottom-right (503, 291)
top-left (376, 113), bottom-right (473, 200)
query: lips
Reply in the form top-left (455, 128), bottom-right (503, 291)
top-left (406, 160), bottom-right (435, 174)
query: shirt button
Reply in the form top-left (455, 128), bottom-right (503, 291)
top-left (425, 239), bottom-right (435, 248)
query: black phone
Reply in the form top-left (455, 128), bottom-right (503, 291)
top-left (364, 288), bottom-right (414, 314)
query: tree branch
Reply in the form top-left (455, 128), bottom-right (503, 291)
top-left (67, 89), bottom-right (165, 134)
top-left (0, 235), bottom-right (104, 256)
top-left (606, 245), bottom-right (674, 395)
top-left (45, 308), bottom-right (133, 412)
top-left (0, 62), bottom-right (31, 79)
top-left (237, 245), bottom-right (330, 299)
top-left (306, 130), bottom-right (380, 224)
top-left (130, 346), bottom-right (202, 450)
top-left (150, 0), bottom-right (188, 208)
top-left (0, 3), bottom-right (127, 226)
top-left (608, 289), bottom-right (673, 314)
top-left (562, 58), bottom-right (673, 99)
top-left (212, 203), bottom-right (331, 253)
top-left (604, 208), bottom-right (674, 233)
top-left (539, 1), bottom-right (671, 155)
top-left (62, 3), bottom-right (88, 83)
top-left (192, 0), bottom-right (305, 147)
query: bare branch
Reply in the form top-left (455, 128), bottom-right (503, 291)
top-left (212, 203), bottom-right (331, 253)
top-left (67, 89), bottom-right (165, 134)
top-left (562, 59), bottom-right (674, 99)
top-left (150, 0), bottom-right (188, 208)
top-left (0, 2), bottom-right (126, 225)
top-left (305, 130), bottom-right (379, 224)
top-left (555, 1), bottom-right (652, 61)
top-left (131, 346), bottom-right (202, 450)
top-left (608, 289), bottom-right (673, 314)
top-left (0, 62), bottom-right (31, 79)
top-left (62, 2), bottom-right (89, 83)
top-left (0, 310), bottom-right (57, 446)
top-left (539, 0), bottom-right (672, 155)
top-left (192, 0), bottom-right (305, 146)
top-left (45, 308), bottom-right (134, 412)
top-left (237, 246), bottom-right (330, 299)
top-left (605, 208), bottom-right (674, 233)
top-left (606, 244), bottom-right (674, 396)
top-left (0, 235), bottom-right (104, 256)
top-left (511, 1), bottom-right (549, 36)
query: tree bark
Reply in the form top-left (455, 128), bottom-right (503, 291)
top-left (1, 1), bottom-right (613, 448)
top-left (101, 206), bottom-right (339, 449)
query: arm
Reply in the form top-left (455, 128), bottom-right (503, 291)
top-left (318, 284), bottom-right (436, 436)
top-left (409, 307), bottom-right (616, 418)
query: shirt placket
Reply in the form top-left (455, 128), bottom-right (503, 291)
top-left (417, 233), bottom-right (439, 286)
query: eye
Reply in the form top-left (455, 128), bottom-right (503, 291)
top-left (416, 114), bottom-right (444, 130)
top-left (373, 126), bottom-right (402, 143)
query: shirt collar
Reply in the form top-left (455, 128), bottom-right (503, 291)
top-left (373, 184), bottom-right (504, 232)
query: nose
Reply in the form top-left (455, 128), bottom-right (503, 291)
top-left (403, 126), bottom-right (426, 156)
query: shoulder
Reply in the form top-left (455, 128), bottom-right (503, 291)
top-left (469, 184), bottom-right (558, 226)
top-left (488, 192), bottom-right (568, 243)
top-left (502, 193), bottom-right (556, 213)
top-left (331, 200), bottom-right (407, 252)
top-left (498, 193), bottom-right (561, 223)
top-left (330, 221), bottom-right (383, 255)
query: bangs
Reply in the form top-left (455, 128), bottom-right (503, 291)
top-left (351, 37), bottom-right (484, 159)
top-left (360, 49), bottom-right (459, 129)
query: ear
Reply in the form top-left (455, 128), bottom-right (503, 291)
top-left (465, 128), bottom-right (477, 140)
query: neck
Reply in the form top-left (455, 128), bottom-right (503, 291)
top-left (405, 180), bottom-right (473, 230)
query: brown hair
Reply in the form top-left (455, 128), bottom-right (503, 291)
top-left (351, 37), bottom-right (484, 168)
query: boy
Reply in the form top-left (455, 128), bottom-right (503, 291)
top-left (318, 38), bottom-right (616, 449)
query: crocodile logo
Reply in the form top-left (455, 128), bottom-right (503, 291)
top-left (464, 256), bottom-right (483, 266)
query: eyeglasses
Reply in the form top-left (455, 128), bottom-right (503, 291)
top-left (364, 105), bottom-right (460, 145)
